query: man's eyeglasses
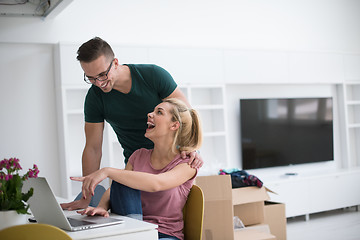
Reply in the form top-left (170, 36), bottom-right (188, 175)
top-left (84, 59), bottom-right (114, 84)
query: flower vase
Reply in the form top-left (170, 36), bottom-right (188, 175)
top-left (0, 210), bottom-right (28, 230)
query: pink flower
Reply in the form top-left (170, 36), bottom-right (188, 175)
top-left (0, 159), bottom-right (6, 170)
top-left (5, 174), bottom-right (13, 181)
top-left (0, 157), bottom-right (40, 213)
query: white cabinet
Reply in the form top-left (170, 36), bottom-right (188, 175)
top-left (266, 168), bottom-right (360, 218)
top-left (308, 172), bottom-right (360, 213)
top-left (267, 179), bottom-right (310, 217)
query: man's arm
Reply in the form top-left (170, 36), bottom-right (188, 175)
top-left (82, 122), bottom-right (104, 176)
top-left (61, 122), bottom-right (104, 210)
top-left (164, 87), bottom-right (191, 107)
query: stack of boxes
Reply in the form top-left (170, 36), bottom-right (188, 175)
top-left (196, 175), bottom-right (286, 240)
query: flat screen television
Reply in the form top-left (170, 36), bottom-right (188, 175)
top-left (240, 97), bottom-right (334, 170)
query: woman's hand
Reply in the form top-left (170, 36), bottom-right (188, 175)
top-left (181, 150), bottom-right (203, 169)
top-left (71, 168), bottom-right (109, 199)
top-left (77, 206), bottom-right (109, 217)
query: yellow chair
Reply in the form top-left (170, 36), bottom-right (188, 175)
top-left (183, 184), bottom-right (205, 240)
top-left (0, 223), bottom-right (72, 240)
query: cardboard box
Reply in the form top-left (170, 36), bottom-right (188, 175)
top-left (264, 201), bottom-right (287, 240)
top-left (239, 223), bottom-right (271, 234)
top-left (196, 175), bottom-right (234, 240)
top-left (234, 228), bottom-right (276, 240)
top-left (196, 175), bottom-right (273, 240)
top-left (232, 186), bottom-right (270, 205)
top-left (233, 186), bottom-right (270, 226)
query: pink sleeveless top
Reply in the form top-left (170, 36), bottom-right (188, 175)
top-left (128, 148), bottom-right (197, 240)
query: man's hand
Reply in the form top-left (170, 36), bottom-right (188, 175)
top-left (60, 197), bottom-right (91, 211)
top-left (181, 150), bottom-right (203, 169)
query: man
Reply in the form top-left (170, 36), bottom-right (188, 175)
top-left (61, 37), bottom-right (203, 210)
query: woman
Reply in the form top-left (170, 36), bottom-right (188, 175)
top-left (72, 98), bottom-right (202, 240)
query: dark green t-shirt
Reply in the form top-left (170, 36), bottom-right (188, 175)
top-left (84, 64), bottom-right (177, 163)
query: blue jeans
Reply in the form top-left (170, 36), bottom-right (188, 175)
top-left (75, 182), bottom-right (142, 219)
top-left (158, 232), bottom-right (180, 240)
top-left (74, 185), bottom-right (106, 207)
top-left (110, 181), bottom-right (143, 220)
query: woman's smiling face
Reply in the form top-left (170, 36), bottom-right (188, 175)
top-left (145, 102), bottom-right (179, 140)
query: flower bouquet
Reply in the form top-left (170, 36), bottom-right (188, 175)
top-left (0, 158), bottom-right (39, 214)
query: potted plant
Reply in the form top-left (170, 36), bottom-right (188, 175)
top-left (0, 157), bottom-right (39, 230)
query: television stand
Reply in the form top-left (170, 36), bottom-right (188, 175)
top-left (262, 167), bottom-right (360, 218)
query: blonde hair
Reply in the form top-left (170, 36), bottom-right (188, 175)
top-left (163, 98), bottom-right (203, 154)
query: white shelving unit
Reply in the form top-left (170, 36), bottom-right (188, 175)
top-left (342, 81), bottom-right (360, 168)
top-left (179, 85), bottom-right (229, 174)
top-left (340, 54), bottom-right (360, 169)
top-left (103, 84), bottom-right (229, 176)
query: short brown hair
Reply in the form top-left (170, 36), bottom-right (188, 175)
top-left (77, 37), bottom-right (114, 62)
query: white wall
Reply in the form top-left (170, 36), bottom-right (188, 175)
top-left (0, 0), bottom-right (360, 52)
top-left (0, 43), bottom-right (61, 190)
top-left (1, 0), bottom-right (360, 194)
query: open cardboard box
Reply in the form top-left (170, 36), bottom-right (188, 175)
top-left (196, 175), bottom-right (279, 240)
top-left (196, 175), bottom-right (234, 240)
top-left (233, 185), bottom-right (270, 226)
top-left (264, 201), bottom-right (287, 240)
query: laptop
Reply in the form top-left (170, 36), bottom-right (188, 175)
top-left (23, 177), bottom-right (124, 231)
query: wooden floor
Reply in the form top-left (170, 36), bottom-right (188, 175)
top-left (286, 206), bottom-right (360, 240)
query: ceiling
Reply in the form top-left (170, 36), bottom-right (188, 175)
top-left (0, 0), bottom-right (73, 18)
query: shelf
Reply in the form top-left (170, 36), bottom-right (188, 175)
top-left (348, 128), bottom-right (360, 166)
top-left (197, 109), bottom-right (225, 133)
top-left (190, 87), bottom-right (224, 106)
top-left (65, 88), bottom-right (88, 111)
top-left (345, 84), bottom-right (360, 101)
top-left (346, 101), bottom-right (360, 105)
top-left (203, 131), bottom-right (226, 137)
top-left (346, 104), bottom-right (360, 125)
